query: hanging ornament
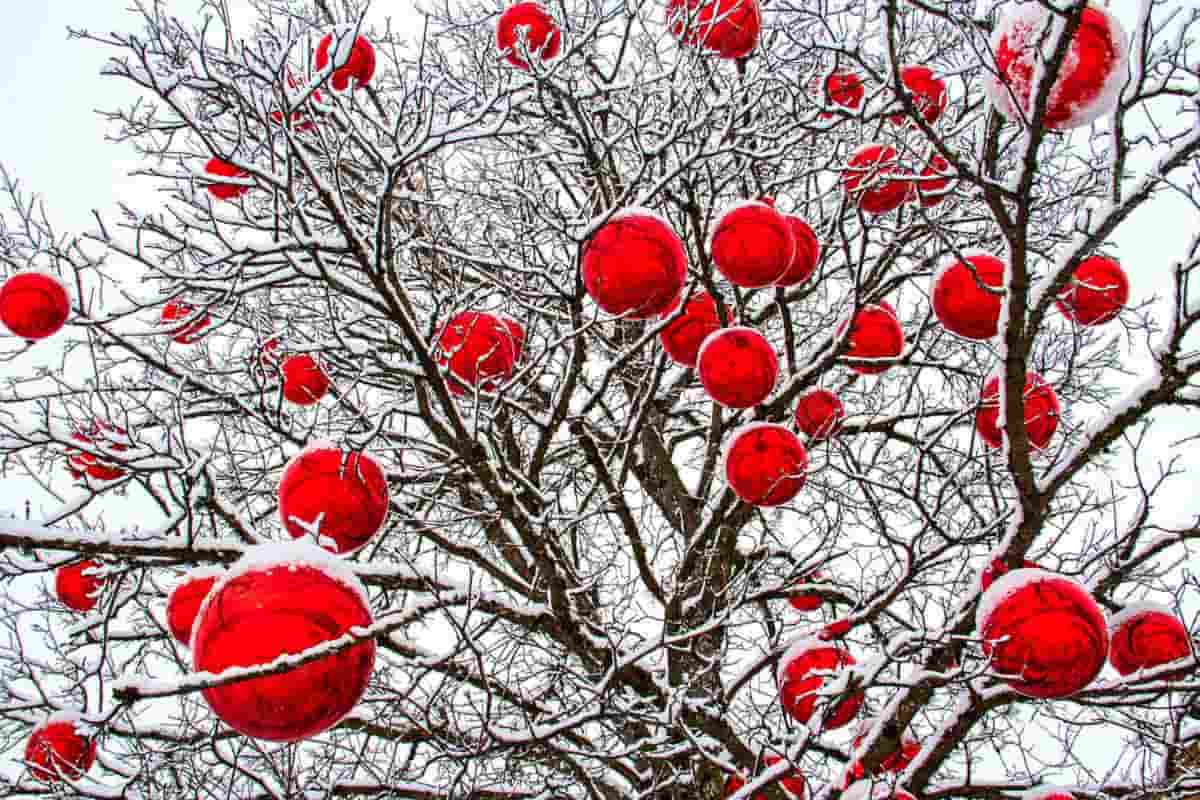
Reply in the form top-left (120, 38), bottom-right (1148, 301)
top-left (281, 354), bottom-right (331, 406)
top-left (66, 421), bottom-right (129, 482)
top-left (581, 208), bottom-right (687, 319)
top-left (912, 154), bottom-right (955, 208)
top-left (1055, 255), bottom-right (1129, 327)
top-left (823, 71), bottom-right (865, 117)
top-left (660, 291), bottom-right (723, 367)
top-left (794, 388), bottom-right (845, 441)
top-left (315, 31), bottom-right (377, 91)
top-left (278, 444), bottom-right (389, 555)
top-left (724, 423), bottom-right (808, 507)
top-left (976, 372), bottom-right (1060, 450)
top-left (789, 571), bottom-right (828, 612)
top-left (166, 568), bottom-right (224, 646)
top-left (1107, 604), bottom-right (1193, 679)
top-left (436, 311), bottom-right (520, 396)
top-left (496, 3), bottom-right (562, 70)
top-left (667, 0), bottom-right (761, 60)
top-left (776, 215), bottom-right (821, 287)
top-left (840, 302), bottom-right (905, 375)
top-left (160, 301), bottom-right (211, 344)
top-left (842, 144), bottom-right (911, 215)
top-left (24, 714), bottom-right (96, 783)
top-left (697, 327), bottom-right (778, 408)
top-left (931, 253), bottom-right (1006, 341)
top-left (0, 271), bottom-right (70, 340)
top-left (711, 200), bottom-right (796, 289)
top-left (55, 560), bottom-right (105, 613)
top-left (777, 637), bottom-right (863, 729)
top-left (890, 65), bottom-right (948, 125)
top-left (204, 158), bottom-right (251, 200)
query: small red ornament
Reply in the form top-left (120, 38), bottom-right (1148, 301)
top-left (496, 3), bottom-right (562, 70)
top-left (789, 572), bottom-right (827, 612)
top-left (1055, 255), bottom-right (1129, 327)
top-left (315, 32), bottom-right (376, 91)
top-left (711, 201), bottom-right (795, 289)
top-left (823, 71), bottom-right (865, 117)
top-left (660, 291), bottom-right (723, 367)
top-left (281, 354), bottom-right (331, 406)
top-left (840, 303), bottom-right (905, 375)
top-left (976, 372), bottom-right (1060, 450)
top-left (931, 253), bottom-right (1006, 341)
top-left (0, 272), bottom-right (70, 340)
top-left (976, 568), bottom-right (1108, 698)
top-left (763, 755), bottom-right (807, 799)
top-left (204, 158), bottom-right (251, 200)
top-left (160, 301), bottom-right (211, 345)
top-left (24, 715), bottom-right (96, 783)
top-left (1107, 604), bottom-right (1193, 679)
top-left (794, 388), bottom-right (845, 441)
top-left (724, 772), bottom-right (768, 800)
top-left (777, 638), bottom-right (863, 729)
top-left (279, 445), bottom-right (389, 555)
top-left (436, 311), bottom-right (520, 396)
top-left (667, 0), bottom-right (761, 60)
top-left (724, 423), bottom-right (808, 507)
top-left (980, 557), bottom-right (1040, 592)
top-left (166, 569), bottom-right (223, 646)
top-left (849, 717), bottom-right (921, 783)
top-left (891, 66), bottom-right (947, 125)
top-left (697, 327), bottom-right (778, 408)
top-left (912, 154), bottom-right (954, 208)
top-left (55, 560), bottom-right (105, 612)
top-left (270, 74), bottom-right (324, 131)
top-left (581, 209), bottom-right (687, 319)
top-left (192, 544), bottom-right (376, 741)
top-left (66, 421), bottom-right (129, 482)
top-left (776, 215), bottom-right (821, 287)
top-left (843, 144), bottom-right (911, 215)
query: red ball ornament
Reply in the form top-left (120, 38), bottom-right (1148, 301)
top-left (980, 557), bottom-right (1040, 592)
top-left (24, 715), bottom-right (96, 783)
top-left (278, 445), bottom-right (389, 555)
top-left (581, 209), bottom-right (687, 319)
top-left (204, 158), bottom-right (251, 200)
top-left (667, 0), bottom-right (761, 60)
top-left (976, 372), bottom-right (1060, 450)
top-left (789, 572), bottom-right (828, 612)
top-left (160, 300), bottom-right (211, 344)
top-left (976, 568), bottom-right (1108, 698)
top-left (849, 718), bottom-right (921, 783)
top-left (55, 560), bottom-right (105, 612)
top-left (0, 271), bottom-right (70, 340)
top-left (1055, 255), bottom-right (1129, 327)
top-left (436, 311), bottom-right (519, 396)
top-left (842, 144), bottom-right (911, 215)
top-left (496, 3), bottom-right (562, 70)
top-left (724, 423), bottom-right (808, 507)
top-left (890, 65), bottom-right (947, 125)
top-left (776, 215), bottom-right (821, 287)
top-left (988, 4), bottom-right (1127, 130)
top-left (315, 32), bottom-right (376, 91)
top-left (192, 544), bottom-right (376, 742)
top-left (660, 291), bottom-right (723, 367)
top-left (711, 201), bottom-right (795, 289)
top-left (166, 568), bottom-right (223, 646)
top-left (281, 354), bottom-right (331, 406)
top-left (794, 388), bottom-right (845, 441)
top-left (840, 303), bottom-right (905, 375)
top-left (763, 755), bottom-right (807, 799)
top-left (66, 421), bottom-right (129, 482)
top-left (777, 638), bottom-right (863, 729)
top-left (1107, 604), bottom-right (1193, 679)
top-left (697, 327), bottom-right (778, 408)
top-left (823, 71), bottom-right (865, 117)
top-left (912, 154), bottom-right (954, 208)
top-left (931, 253), bottom-right (1006, 341)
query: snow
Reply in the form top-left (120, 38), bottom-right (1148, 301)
top-left (975, 567), bottom-right (1076, 633)
top-left (1107, 602), bottom-right (1177, 634)
top-left (929, 249), bottom-right (1004, 291)
top-left (720, 421), bottom-right (791, 480)
top-left (175, 564), bottom-right (226, 584)
top-left (31, 709), bottom-right (86, 735)
top-left (775, 635), bottom-right (825, 685)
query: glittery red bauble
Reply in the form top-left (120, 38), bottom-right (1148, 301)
top-left (763, 755), bottom-right (807, 799)
top-left (581, 210), bottom-right (687, 319)
top-left (931, 253), bottom-right (1006, 341)
top-left (697, 327), bottom-right (778, 408)
top-left (843, 144), bottom-right (910, 215)
top-left (976, 372), bottom-right (1060, 450)
top-left (1108, 605), bottom-right (1193, 679)
top-left (496, 3), bottom-right (562, 69)
top-left (913, 154), bottom-right (954, 208)
top-left (66, 421), bottom-right (129, 482)
top-left (840, 303), bottom-right (905, 375)
top-left (436, 311), bottom-right (519, 396)
top-left (660, 291), bottom-right (723, 367)
top-left (711, 201), bottom-right (795, 288)
top-left (160, 301), bottom-right (211, 344)
top-left (777, 640), bottom-right (863, 729)
top-left (891, 66), bottom-right (947, 125)
top-left (204, 158), bottom-right (251, 200)
top-left (725, 423), bottom-right (808, 507)
top-left (192, 556), bottom-right (376, 741)
top-left (1055, 255), bottom-right (1129, 327)
top-left (24, 719), bottom-right (96, 783)
top-left (315, 33), bottom-right (376, 91)
top-left (794, 388), bottom-right (845, 441)
top-left (977, 569), bottom-right (1108, 698)
top-left (166, 572), bottom-right (221, 646)
top-left (824, 71), bottom-right (865, 116)
top-left (0, 272), bottom-right (69, 340)
top-left (278, 446), bottom-right (389, 554)
top-left (667, 0), bottom-right (761, 59)
top-left (55, 560), bottom-right (105, 612)
top-left (776, 215), bottom-right (821, 287)
top-left (281, 354), bottom-right (331, 406)
top-left (980, 557), bottom-right (1040, 592)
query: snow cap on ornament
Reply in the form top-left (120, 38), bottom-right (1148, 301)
top-left (581, 208), bottom-right (687, 319)
top-left (931, 252), bottom-right (1006, 341)
top-left (278, 442), bottom-right (389, 555)
top-left (980, 556), bottom-right (1041, 592)
top-left (697, 326), bottom-right (778, 408)
top-left (166, 566), bottom-right (224, 646)
top-left (0, 271), bottom-right (70, 341)
top-left (316, 28), bottom-right (376, 91)
top-left (496, 3), bottom-right (562, 70)
top-left (724, 422), bottom-right (808, 507)
top-left (710, 199), bottom-right (795, 289)
top-left (24, 712), bottom-right (96, 783)
top-left (1107, 603), bottom-right (1194, 680)
top-left (776, 636), bottom-right (863, 729)
top-left (666, 0), bottom-right (762, 60)
top-left (659, 290), bottom-right (723, 367)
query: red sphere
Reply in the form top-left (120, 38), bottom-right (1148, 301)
top-left (192, 545), bottom-right (376, 741)
top-left (777, 638), bottom-right (863, 729)
top-left (166, 569), bottom-right (222, 646)
top-left (0, 272), bottom-right (70, 340)
top-left (581, 209), bottom-right (687, 319)
top-left (1055, 255), bottom-right (1129, 327)
top-left (204, 158), bottom-right (251, 200)
top-left (315, 33), bottom-right (376, 91)
top-left (1107, 604), bottom-right (1193, 679)
top-left (823, 71), bottom-right (865, 116)
top-left (794, 388), bottom-right (845, 441)
top-left (840, 303), bottom-right (905, 375)
top-left (66, 421), bottom-right (129, 482)
top-left (776, 215), bottom-right (821, 287)
top-left (891, 66), bottom-right (947, 125)
top-left (724, 423), bottom-right (808, 507)
top-left (278, 445), bottom-right (389, 555)
top-left (711, 201), bottom-right (795, 289)
top-left (496, 3), bottom-right (562, 70)
top-left (667, 0), bottom-right (761, 59)
top-left (160, 300), bottom-right (211, 344)
top-left (697, 327), bottom-right (778, 408)
top-left (849, 718), bottom-right (921, 783)
top-left (789, 572), bottom-right (827, 612)
top-left (281, 354), bottom-right (331, 406)
top-left (763, 755), bottom-right (807, 799)
top-left (976, 568), bottom-right (1108, 698)
top-left (980, 557), bottom-right (1041, 592)
top-left (976, 372), bottom-right (1060, 450)
top-left (436, 311), bottom-right (519, 396)
top-left (989, 5), bottom-right (1126, 130)
top-left (55, 560), bottom-right (105, 612)
top-left (931, 253), bottom-right (1006, 341)
top-left (660, 291), bottom-right (723, 367)
top-left (913, 154), bottom-right (955, 208)
top-left (24, 716), bottom-right (96, 783)
top-left (843, 144), bottom-right (911, 215)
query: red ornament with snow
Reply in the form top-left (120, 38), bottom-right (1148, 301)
top-left (436, 311), bottom-right (520, 396)
top-left (204, 158), bottom-right (251, 201)
top-left (660, 291), bottom-right (723, 367)
top-left (842, 144), bottom-right (910, 215)
top-left (281, 354), bottom-right (331, 406)
top-left (777, 638), bottom-right (863, 729)
top-left (789, 572), bottom-right (828, 612)
top-left (913, 154), bottom-right (955, 208)
top-left (191, 544), bottom-right (376, 742)
top-left (891, 66), bottom-right (947, 125)
top-left (711, 200), bottom-right (795, 289)
top-left (976, 372), bottom-right (1060, 450)
top-left (980, 557), bottom-right (1041, 592)
top-left (776, 215), bottom-right (821, 287)
top-left (259, 335), bottom-right (283, 368)
top-left (24, 715), bottom-right (96, 783)
top-left (581, 209), bottom-right (687, 319)
top-left (278, 445), bottom-right (389, 555)
top-left (160, 300), bottom-right (211, 344)
top-left (66, 421), bottom-right (129, 482)
top-left (315, 32), bottom-right (376, 91)
top-left (697, 327), bottom-right (778, 408)
top-left (840, 303), bottom-right (904, 375)
top-left (823, 71), bottom-right (865, 116)
top-left (988, 4), bottom-right (1127, 130)
top-left (1055, 255), bottom-right (1129, 327)
top-left (55, 560), bottom-right (105, 612)
top-left (1107, 604), bottom-right (1193, 679)
top-left (931, 253), bottom-right (1006, 341)
top-left (724, 423), bottom-right (807, 507)
top-left (849, 718), bottom-right (921, 783)
top-left (794, 388), bottom-right (845, 441)
top-left (763, 755), bottom-right (807, 798)
top-left (667, 0), bottom-right (761, 60)
top-left (0, 272), bottom-right (70, 340)
top-left (496, 3), bottom-right (562, 70)
top-left (166, 569), bottom-right (222, 646)
top-left (976, 568), bottom-right (1108, 698)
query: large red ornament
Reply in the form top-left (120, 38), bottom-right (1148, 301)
top-left (436, 311), bottom-right (520, 396)
top-left (988, 5), bottom-right (1127, 130)
top-left (191, 543), bottom-right (376, 741)
top-left (777, 638), bottom-right (863, 729)
top-left (912, 154), bottom-right (955, 208)
top-left (711, 201), bottom-right (795, 289)
top-left (724, 423), bottom-right (808, 507)
top-left (697, 327), bottom-right (778, 408)
top-left (581, 209), bottom-right (687, 319)
top-left (931, 253), bottom-right (1006, 341)
top-left (660, 291), bottom-right (723, 367)
top-left (823, 71), bottom-right (865, 117)
top-left (24, 715), bottom-right (96, 783)
top-left (160, 300), bottom-right (211, 344)
top-left (496, 3), bottom-right (562, 70)
top-left (281, 354), bottom-right (331, 406)
top-left (1055, 255), bottom-right (1129, 327)
top-left (278, 445), bottom-right (389, 555)
top-left (1107, 604), bottom-right (1193, 679)
top-left (66, 421), bottom-right (129, 482)
top-left (980, 557), bottom-right (1040, 592)
top-left (891, 66), bottom-right (947, 125)
top-left (204, 158), bottom-right (251, 201)
top-left (0, 272), bottom-right (70, 340)
top-left (776, 215), bottom-right (821, 287)
top-left (166, 568), bottom-right (223, 646)
top-left (976, 372), bottom-right (1060, 450)
top-left (667, 0), bottom-right (761, 60)
top-left (55, 560), bottom-right (105, 612)
top-left (840, 303), bottom-right (905, 375)
top-left (842, 145), bottom-right (911, 215)
top-left (794, 388), bottom-right (845, 441)
top-left (849, 718), bottom-right (921, 783)
top-left (976, 568), bottom-right (1108, 698)
top-left (315, 32), bottom-right (376, 91)
top-left (789, 571), bottom-right (828, 612)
